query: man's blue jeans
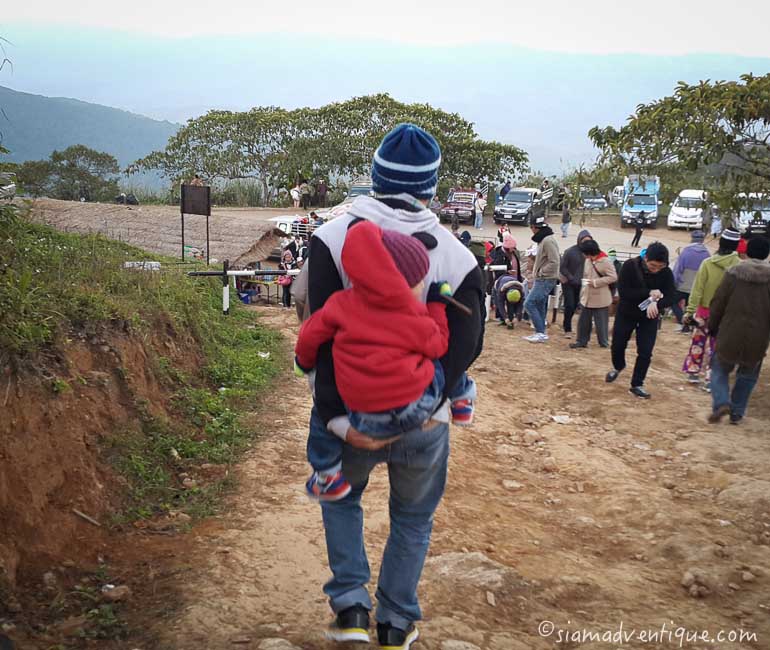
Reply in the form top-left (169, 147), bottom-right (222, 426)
top-left (311, 407), bottom-right (450, 630)
top-left (523, 278), bottom-right (557, 334)
top-left (710, 356), bottom-right (762, 418)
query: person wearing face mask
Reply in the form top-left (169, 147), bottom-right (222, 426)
top-left (605, 241), bottom-right (676, 399)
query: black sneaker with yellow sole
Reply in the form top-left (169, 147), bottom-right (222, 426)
top-left (377, 622), bottom-right (419, 649)
top-left (326, 605), bottom-right (370, 643)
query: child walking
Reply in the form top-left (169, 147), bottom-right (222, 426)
top-left (294, 221), bottom-right (476, 501)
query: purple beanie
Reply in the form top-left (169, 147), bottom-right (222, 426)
top-left (381, 230), bottom-right (430, 287)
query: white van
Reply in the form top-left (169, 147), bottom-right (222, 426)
top-left (667, 189), bottom-right (706, 229)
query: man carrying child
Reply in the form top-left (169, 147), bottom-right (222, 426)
top-left (300, 124), bottom-right (484, 648)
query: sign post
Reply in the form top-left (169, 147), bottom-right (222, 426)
top-left (180, 184), bottom-right (212, 264)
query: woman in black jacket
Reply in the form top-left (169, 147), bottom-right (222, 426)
top-left (605, 242), bottom-right (676, 398)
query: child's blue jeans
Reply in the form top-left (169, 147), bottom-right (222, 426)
top-left (307, 362), bottom-right (476, 475)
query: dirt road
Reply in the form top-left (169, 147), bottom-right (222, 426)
top-left (147, 305), bottom-right (769, 650)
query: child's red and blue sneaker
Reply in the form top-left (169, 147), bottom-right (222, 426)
top-left (451, 398), bottom-right (474, 427)
top-left (306, 470), bottom-right (352, 501)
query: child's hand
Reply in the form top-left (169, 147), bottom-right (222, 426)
top-left (294, 357), bottom-right (312, 377)
top-left (427, 281), bottom-right (452, 302)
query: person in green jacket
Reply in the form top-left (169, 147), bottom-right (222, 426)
top-left (682, 228), bottom-right (741, 389)
top-left (685, 229), bottom-right (742, 319)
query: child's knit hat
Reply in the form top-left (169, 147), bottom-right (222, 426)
top-left (381, 229), bottom-right (430, 288)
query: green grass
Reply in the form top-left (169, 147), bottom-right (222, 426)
top-left (1, 201), bottom-right (284, 522)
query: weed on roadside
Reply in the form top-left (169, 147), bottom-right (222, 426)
top-left (2, 203), bottom-right (284, 524)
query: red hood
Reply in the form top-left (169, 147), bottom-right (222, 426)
top-left (341, 221), bottom-right (417, 309)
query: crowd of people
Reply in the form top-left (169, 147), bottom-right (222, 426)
top-left (291, 179), bottom-right (330, 209)
top-left (447, 200), bottom-right (769, 415)
top-left (260, 123), bottom-right (770, 650)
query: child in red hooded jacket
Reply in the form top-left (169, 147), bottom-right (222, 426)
top-left (295, 221), bottom-right (476, 500)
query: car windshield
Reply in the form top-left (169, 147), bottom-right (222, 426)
top-left (629, 195), bottom-right (656, 206)
top-left (348, 186), bottom-right (372, 197)
top-left (505, 192), bottom-right (532, 203)
top-left (675, 198), bottom-right (703, 209)
top-left (450, 192), bottom-right (476, 203)
top-left (750, 200), bottom-right (770, 212)
top-left (581, 193), bottom-right (603, 200)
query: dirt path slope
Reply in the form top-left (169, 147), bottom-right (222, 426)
top-left (151, 305), bottom-right (769, 650)
top-left (28, 199), bottom-right (298, 262)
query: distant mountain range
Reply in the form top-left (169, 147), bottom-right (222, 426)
top-left (0, 85), bottom-right (178, 181)
top-left (2, 25), bottom-right (770, 177)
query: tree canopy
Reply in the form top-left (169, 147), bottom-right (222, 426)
top-left (130, 94), bottom-right (529, 205)
top-left (589, 74), bottom-right (770, 216)
top-left (10, 145), bottom-right (120, 201)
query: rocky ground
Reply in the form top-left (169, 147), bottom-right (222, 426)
top-left (134, 304), bottom-right (769, 650)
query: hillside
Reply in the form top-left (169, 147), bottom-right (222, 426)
top-left (0, 85), bottom-right (178, 169)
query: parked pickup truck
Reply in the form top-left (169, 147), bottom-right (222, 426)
top-left (493, 187), bottom-right (545, 225)
top-left (267, 216), bottom-right (321, 260)
top-left (440, 189), bottom-right (477, 223)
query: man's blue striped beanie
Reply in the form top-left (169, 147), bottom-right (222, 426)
top-left (371, 123), bottom-right (441, 199)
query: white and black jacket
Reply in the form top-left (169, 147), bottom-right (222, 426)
top-left (308, 195), bottom-right (484, 432)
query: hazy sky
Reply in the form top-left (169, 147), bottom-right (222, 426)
top-left (3, 2), bottom-right (770, 174)
top-left (5, 0), bottom-right (770, 56)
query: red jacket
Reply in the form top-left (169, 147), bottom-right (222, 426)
top-left (295, 221), bottom-right (449, 412)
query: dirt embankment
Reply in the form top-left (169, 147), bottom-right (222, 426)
top-left (27, 199), bottom-right (296, 263)
top-left (0, 317), bottom-right (200, 589)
